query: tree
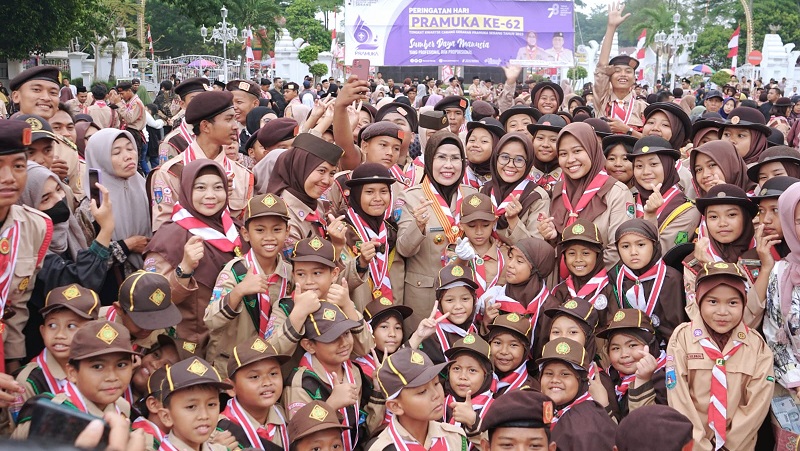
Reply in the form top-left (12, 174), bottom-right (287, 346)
top-left (298, 45), bottom-right (322, 66)
top-left (284, 0), bottom-right (331, 49)
top-left (1, 0), bottom-right (91, 60)
top-left (310, 63), bottom-right (329, 79)
top-left (145, 0), bottom-right (213, 57)
top-left (81, 0), bottom-right (142, 81)
top-left (692, 25), bottom-right (734, 69)
top-left (710, 70), bottom-right (730, 87)
top-left (567, 66), bottom-right (588, 81)
top-left (697, 0), bottom-right (800, 55)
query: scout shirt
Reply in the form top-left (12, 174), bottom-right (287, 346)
top-left (327, 170), bottom-right (407, 223)
top-left (550, 278), bottom-right (618, 331)
top-left (217, 401), bottom-right (288, 451)
top-left (13, 349), bottom-right (67, 404)
top-left (159, 433), bottom-right (227, 451)
top-left (623, 367), bottom-right (668, 415)
top-left (4, 205), bottom-right (52, 362)
top-left (643, 201), bottom-right (700, 253)
top-left (367, 416), bottom-right (467, 451)
top-left (280, 190), bottom-right (330, 256)
top-left (54, 137), bottom-right (85, 202)
top-left (87, 101), bottom-right (120, 130)
top-left (445, 237), bottom-right (508, 302)
top-left (593, 63), bottom-right (647, 130)
top-left (490, 185), bottom-right (550, 244)
top-left (666, 320), bottom-right (774, 451)
top-left (682, 259), bottom-right (763, 330)
top-left (117, 94), bottom-right (147, 133)
top-left (396, 184), bottom-right (479, 334)
top-left (65, 98), bottom-right (92, 116)
top-left (149, 140), bottom-right (254, 231)
top-left (529, 165), bottom-right (562, 196)
top-left (204, 255), bottom-right (293, 377)
top-left (158, 121), bottom-right (193, 163)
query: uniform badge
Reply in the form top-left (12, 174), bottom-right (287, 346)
top-left (594, 295), bottom-right (608, 310)
top-left (262, 194), bottom-right (277, 207)
top-left (463, 334), bottom-right (476, 344)
top-left (310, 405), bottom-right (329, 421)
top-left (393, 208), bottom-right (402, 222)
top-left (187, 358), bottom-right (209, 376)
top-left (0, 238), bottom-right (9, 255)
top-left (323, 308), bottom-right (337, 320)
top-left (451, 265), bottom-right (464, 277)
top-left (154, 188), bottom-right (163, 204)
top-left (450, 226), bottom-right (460, 235)
top-left (309, 237), bottom-right (323, 251)
top-left (183, 342), bottom-right (198, 354)
top-left (238, 81), bottom-right (251, 91)
top-left (251, 338), bottom-right (268, 353)
top-left (97, 324), bottom-right (119, 345)
top-left (626, 203), bottom-right (635, 218)
top-left (434, 234), bottom-right (444, 244)
top-left (410, 351), bottom-right (425, 365)
top-left (675, 231), bottom-right (688, 245)
top-left (665, 367), bottom-right (677, 389)
top-left (379, 297), bottom-right (392, 305)
top-left (542, 401), bottom-right (554, 424)
top-left (564, 300), bottom-right (578, 309)
top-left (693, 328), bottom-right (703, 337)
top-left (149, 288), bottom-right (166, 306)
top-left (62, 285), bottom-right (81, 301)
top-left (18, 277), bottom-right (29, 292)
top-left (555, 342), bottom-right (571, 355)
top-left (730, 116), bottom-right (740, 125)
top-left (469, 195), bottom-right (482, 207)
top-left (571, 224), bottom-right (585, 235)
top-left (641, 146), bottom-right (650, 153)
top-left (737, 331), bottom-right (746, 340)
top-left (651, 313), bottom-right (660, 327)
top-left (507, 313), bottom-right (520, 322)
top-left (613, 311), bottom-right (626, 322)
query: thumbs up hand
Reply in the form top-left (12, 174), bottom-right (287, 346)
top-left (449, 390), bottom-right (477, 428)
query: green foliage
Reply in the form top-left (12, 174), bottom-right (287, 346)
top-left (70, 77), bottom-right (84, 87)
top-left (567, 66), bottom-right (588, 81)
top-left (693, 0), bottom-right (800, 55)
top-left (284, 0), bottom-right (331, 49)
top-left (692, 25), bottom-right (733, 70)
top-left (298, 45), bottom-right (322, 66)
top-left (145, 0), bottom-right (215, 57)
top-left (710, 71), bottom-right (730, 87)
top-left (309, 63), bottom-right (329, 78)
top-left (0, 0), bottom-right (91, 60)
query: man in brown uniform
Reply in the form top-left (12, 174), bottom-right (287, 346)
top-left (157, 77), bottom-right (212, 163)
top-left (113, 81), bottom-right (147, 165)
top-left (87, 83), bottom-right (121, 129)
top-left (149, 90), bottom-right (254, 230)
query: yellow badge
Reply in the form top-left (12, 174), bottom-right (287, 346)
top-left (251, 338), bottom-right (268, 353)
top-left (451, 226), bottom-right (460, 235)
top-left (25, 117), bottom-right (43, 131)
top-left (641, 146), bottom-right (650, 153)
top-left (323, 308), bottom-right (337, 321)
top-left (451, 265), bottom-right (465, 277)
top-left (410, 351), bottom-right (425, 365)
top-left (309, 237), bottom-right (324, 251)
top-left (262, 194), bottom-right (277, 208)
top-left (18, 277), bottom-right (29, 292)
top-left (542, 401), bottom-right (554, 424)
top-left (564, 300), bottom-right (578, 309)
top-left (730, 116), bottom-right (740, 125)
top-left (613, 311), bottom-right (626, 322)
top-left (761, 188), bottom-right (768, 196)
top-left (507, 312), bottom-right (520, 323)
top-left (238, 81), bottom-right (251, 91)
top-left (463, 334), bottom-right (476, 344)
top-left (373, 289), bottom-right (382, 299)
top-left (187, 358), bottom-right (209, 376)
top-left (469, 195), bottom-right (482, 207)
top-left (309, 404), bottom-right (329, 421)
top-left (379, 297), bottom-right (392, 306)
top-left (434, 234), bottom-right (444, 244)
top-left (555, 342), bottom-right (571, 355)
top-left (62, 285), bottom-right (81, 301)
top-left (713, 262), bottom-right (729, 269)
top-left (97, 324), bottom-right (119, 345)
top-left (149, 288), bottom-right (166, 306)
top-left (183, 342), bottom-right (197, 354)
top-left (571, 223), bottom-right (585, 235)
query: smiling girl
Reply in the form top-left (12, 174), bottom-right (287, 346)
top-left (444, 334), bottom-right (495, 447)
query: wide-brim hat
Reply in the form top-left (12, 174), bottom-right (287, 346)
top-left (719, 107), bottom-right (771, 136)
top-left (695, 184), bottom-right (758, 217)
top-left (746, 146), bottom-right (800, 182)
top-left (629, 136), bottom-right (681, 160)
top-left (644, 102), bottom-right (692, 139)
top-left (527, 113), bottom-right (567, 134)
top-left (466, 118), bottom-right (505, 139)
top-left (499, 106), bottom-right (542, 127)
top-left (530, 81), bottom-right (564, 105)
top-left (601, 134), bottom-right (638, 156)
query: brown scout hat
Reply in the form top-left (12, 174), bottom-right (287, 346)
top-left (470, 100), bottom-right (496, 121)
top-left (544, 297), bottom-right (599, 332)
top-left (375, 347), bottom-right (448, 398)
top-left (244, 193), bottom-right (290, 224)
top-left (630, 135), bottom-right (681, 161)
top-left (161, 356), bottom-right (232, 401)
top-left (460, 192), bottom-right (496, 223)
top-left (343, 162), bottom-right (396, 188)
top-left (499, 106), bottom-right (542, 128)
top-left (608, 55), bottom-right (640, 70)
top-left (256, 117), bottom-right (298, 149)
top-left (174, 77), bottom-right (211, 99)
top-left (466, 118), bottom-right (505, 140)
top-left (615, 405), bottom-right (693, 451)
top-left (418, 110), bottom-right (448, 131)
top-left (292, 132), bottom-right (344, 166)
top-left (746, 145), bottom-right (800, 182)
top-left (288, 401), bottom-right (348, 442)
top-left (40, 284), bottom-right (100, 319)
top-left (9, 65), bottom-right (61, 91)
top-left (443, 333), bottom-right (492, 362)
top-left (752, 176), bottom-right (800, 201)
top-left (720, 106), bottom-right (771, 136)
top-left (695, 261), bottom-right (748, 290)
top-left (434, 95), bottom-right (469, 112)
top-left (695, 183), bottom-right (758, 217)
top-left (69, 320), bottom-right (140, 360)
top-left (184, 91), bottom-right (234, 124)
top-left (487, 312), bottom-right (533, 343)
top-left (536, 337), bottom-right (590, 372)
top-left (479, 386), bottom-right (554, 432)
top-left (144, 366), bottom-right (167, 400)
top-left (291, 236), bottom-right (337, 268)
top-left (155, 334), bottom-right (200, 361)
top-left (376, 102), bottom-right (419, 131)
top-left (226, 79), bottom-right (261, 98)
top-left (596, 308), bottom-right (655, 339)
top-left (227, 336), bottom-right (291, 377)
top-left (303, 301), bottom-right (361, 343)
top-left (0, 121), bottom-right (33, 155)
top-left (559, 218), bottom-right (603, 247)
top-left (363, 297), bottom-right (412, 324)
top-left (359, 121), bottom-right (405, 143)
top-left (434, 261), bottom-right (480, 292)
top-left (118, 271), bottom-right (182, 331)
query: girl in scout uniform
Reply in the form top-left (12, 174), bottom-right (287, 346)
top-left (609, 219), bottom-right (687, 346)
top-left (690, 140), bottom-right (752, 198)
top-left (485, 313), bottom-right (540, 396)
top-left (396, 129), bottom-right (478, 333)
top-left (480, 132), bottom-right (550, 244)
top-left (718, 106), bottom-right (771, 164)
top-left (667, 262), bottom-right (774, 451)
top-left (531, 82), bottom-right (564, 116)
top-left (746, 146), bottom-right (800, 187)
top-left (527, 114), bottom-right (566, 194)
top-left (641, 102), bottom-right (692, 151)
top-left (463, 118), bottom-right (504, 189)
top-left (602, 134), bottom-right (636, 189)
top-left (597, 309), bottom-right (669, 418)
top-left (629, 136), bottom-right (700, 252)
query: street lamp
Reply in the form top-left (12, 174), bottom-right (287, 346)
top-left (200, 5), bottom-right (246, 82)
top-left (655, 13), bottom-right (697, 89)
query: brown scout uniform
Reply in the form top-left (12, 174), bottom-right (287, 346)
top-left (116, 93), bottom-right (147, 134)
top-left (594, 57), bottom-right (646, 130)
top-left (157, 78), bottom-right (215, 163)
top-left (87, 101), bottom-right (121, 129)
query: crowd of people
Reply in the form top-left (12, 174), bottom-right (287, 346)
top-left (2, 3), bottom-right (800, 450)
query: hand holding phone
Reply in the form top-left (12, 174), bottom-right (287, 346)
top-left (29, 398), bottom-right (110, 448)
top-left (352, 59), bottom-right (370, 81)
top-left (89, 168), bottom-right (102, 206)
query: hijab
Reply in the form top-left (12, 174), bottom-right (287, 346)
top-left (506, 238), bottom-right (555, 304)
top-left (253, 148), bottom-right (287, 194)
top-left (696, 275), bottom-right (746, 350)
top-left (704, 200), bottom-right (756, 264)
top-left (290, 103), bottom-right (311, 130)
top-left (720, 98), bottom-right (737, 119)
top-left (692, 125), bottom-right (720, 148)
top-left (690, 140), bottom-right (750, 197)
top-left (679, 95), bottom-right (696, 115)
top-left (85, 129), bottom-right (152, 268)
top-left (483, 132), bottom-right (542, 230)
top-left (534, 86), bottom-right (561, 111)
top-left (633, 153), bottom-right (686, 227)
top-left (74, 122), bottom-right (99, 158)
top-left (423, 129), bottom-right (466, 203)
top-left (346, 163), bottom-right (394, 233)
top-left (778, 183), bottom-right (800, 318)
top-left (614, 219), bottom-right (662, 277)
top-left (144, 160), bottom-right (240, 288)
top-left (648, 108), bottom-right (687, 149)
top-left (560, 239), bottom-right (604, 289)
top-left (246, 106), bottom-right (270, 135)
top-left (20, 162), bottom-right (87, 260)
top-left (265, 146), bottom-right (326, 210)
top-left (742, 128), bottom-right (769, 165)
top-left (426, 93), bottom-right (444, 107)
top-left (465, 125), bottom-right (501, 178)
top-left (444, 349), bottom-right (494, 402)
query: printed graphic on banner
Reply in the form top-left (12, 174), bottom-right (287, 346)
top-left (345, 0), bottom-right (575, 67)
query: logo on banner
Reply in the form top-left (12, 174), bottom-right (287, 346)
top-left (354, 16), bottom-right (378, 50)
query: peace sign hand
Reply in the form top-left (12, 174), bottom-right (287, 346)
top-left (410, 302), bottom-right (449, 348)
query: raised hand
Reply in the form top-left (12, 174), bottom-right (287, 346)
top-left (180, 236), bottom-right (205, 272)
top-left (607, 0), bottom-right (631, 29)
top-left (449, 390), bottom-right (477, 427)
top-left (634, 349), bottom-right (658, 383)
top-left (455, 237), bottom-right (477, 261)
top-left (236, 265), bottom-right (270, 297)
top-left (413, 200), bottom-right (435, 233)
top-left (327, 371), bottom-right (360, 410)
top-left (327, 214), bottom-right (348, 246)
top-left (327, 277), bottom-right (351, 307)
top-left (537, 216), bottom-right (557, 240)
top-left (643, 183), bottom-right (664, 218)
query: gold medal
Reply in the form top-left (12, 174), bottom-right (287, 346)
top-left (372, 289), bottom-right (382, 299)
top-left (450, 226), bottom-right (460, 235)
top-left (234, 246), bottom-right (242, 257)
top-left (434, 234), bottom-right (444, 244)
top-left (0, 238), bottom-right (9, 255)
top-left (18, 277), bottom-right (29, 292)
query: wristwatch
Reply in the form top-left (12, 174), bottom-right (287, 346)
top-left (626, 128), bottom-right (633, 136)
top-left (176, 265), bottom-right (193, 279)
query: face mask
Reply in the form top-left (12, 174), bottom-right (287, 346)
top-left (42, 198), bottom-right (71, 224)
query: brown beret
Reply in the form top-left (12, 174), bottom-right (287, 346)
top-left (257, 117), bottom-right (298, 149)
top-left (360, 121), bottom-right (405, 143)
top-left (0, 121), bottom-right (33, 155)
top-left (615, 405), bottom-right (693, 450)
top-left (174, 77), bottom-right (211, 99)
top-left (470, 100), bottom-right (496, 121)
top-left (40, 284), bottom-right (100, 320)
top-left (184, 91), bottom-right (234, 124)
top-left (69, 320), bottom-right (139, 361)
top-left (375, 102), bottom-right (418, 131)
top-left (292, 132), bottom-right (343, 166)
top-left (418, 110), bottom-right (448, 131)
top-left (480, 386), bottom-right (554, 432)
top-left (226, 79), bottom-right (261, 98)
top-left (227, 336), bottom-right (290, 377)
top-left (117, 270), bottom-right (182, 331)
top-left (608, 55), bottom-right (640, 70)
top-left (435, 95), bottom-right (469, 112)
top-left (10, 66), bottom-right (61, 91)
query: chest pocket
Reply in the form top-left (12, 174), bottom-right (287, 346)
top-left (406, 271), bottom-right (434, 289)
top-left (13, 258), bottom-right (36, 294)
top-left (686, 348), bottom-right (757, 381)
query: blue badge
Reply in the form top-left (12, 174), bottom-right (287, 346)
top-left (666, 367), bottom-right (677, 390)
top-left (393, 208), bottom-right (402, 222)
top-left (210, 288), bottom-right (223, 304)
top-left (154, 188), bottom-right (163, 204)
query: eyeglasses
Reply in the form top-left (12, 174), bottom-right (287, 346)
top-left (433, 154), bottom-right (463, 164)
top-left (498, 153), bottom-right (527, 168)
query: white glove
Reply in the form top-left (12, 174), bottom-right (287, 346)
top-left (455, 237), bottom-right (477, 261)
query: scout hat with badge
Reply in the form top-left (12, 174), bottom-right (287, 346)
top-left (155, 334), bottom-right (200, 361)
top-left (288, 401), bottom-right (348, 443)
top-left (526, 113), bottom-right (566, 135)
top-left (284, 81), bottom-right (300, 92)
top-left (544, 297), bottom-right (600, 333)
top-left (629, 135), bottom-right (681, 161)
top-left (69, 320), bottom-right (140, 361)
top-left (460, 192), bottom-right (496, 224)
top-left (375, 347), bottom-right (448, 399)
top-left (608, 55), bottom-right (640, 70)
top-left (751, 176), bottom-right (800, 201)
top-left (434, 262), bottom-right (480, 294)
top-left (719, 106), bottom-right (771, 137)
top-left (362, 297), bottom-right (412, 325)
top-left (642, 102), bottom-right (692, 147)
top-left (184, 90), bottom-right (234, 125)
top-left (559, 218), bottom-right (603, 253)
top-left (290, 236), bottom-right (337, 268)
top-left (689, 115), bottom-right (724, 145)
top-left (226, 79), bottom-right (261, 99)
top-left (615, 405), bottom-right (693, 451)
top-left (160, 356), bottom-right (232, 401)
top-left (434, 95), bottom-right (470, 113)
top-left (254, 117), bottom-right (298, 150)
top-left (746, 145), bottom-right (800, 183)
top-left (117, 270), bottom-right (182, 331)
top-left (695, 262), bottom-right (748, 305)
top-left (173, 77), bottom-right (211, 100)
top-left (292, 132), bottom-right (344, 166)
top-left (443, 334), bottom-right (495, 399)
top-left (376, 102), bottom-right (419, 131)
top-left (466, 117), bottom-right (505, 141)
top-left (343, 162), bottom-right (396, 189)
top-left (0, 121), bottom-right (33, 154)
top-left (14, 115), bottom-right (57, 143)
top-left (499, 105), bottom-right (542, 129)
top-left (695, 184), bottom-right (758, 217)
top-left (596, 308), bottom-right (658, 357)
top-left (601, 134), bottom-right (637, 157)
top-left (418, 110), bottom-right (449, 132)
top-left (9, 66), bottom-right (61, 91)
top-left (479, 386), bottom-right (555, 433)
top-left (487, 312), bottom-right (533, 344)
top-left (303, 301), bottom-right (361, 343)
top-left (227, 336), bottom-right (291, 378)
top-left (40, 284), bottom-right (100, 320)
top-left (244, 193), bottom-right (290, 225)
top-left (535, 337), bottom-right (591, 373)
top-left (144, 366), bottom-right (168, 401)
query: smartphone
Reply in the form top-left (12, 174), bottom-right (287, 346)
top-left (28, 398), bottom-right (110, 448)
top-left (88, 168), bottom-right (101, 206)
top-left (352, 59), bottom-right (370, 80)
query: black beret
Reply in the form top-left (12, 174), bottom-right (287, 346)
top-left (434, 95), bottom-right (469, 112)
top-left (116, 81), bottom-right (133, 91)
top-left (375, 102), bottom-right (418, 131)
top-left (608, 55), bottom-right (640, 70)
top-left (175, 77), bottom-right (211, 99)
top-left (257, 117), bottom-right (298, 149)
top-left (184, 91), bottom-right (234, 124)
top-left (480, 386), bottom-right (554, 432)
top-left (226, 79), bottom-right (261, 98)
top-left (260, 78), bottom-right (272, 86)
top-left (76, 86), bottom-right (87, 93)
top-left (292, 133), bottom-right (343, 166)
top-left (284, 82), bottom-right (300, 92)
top-left (213, 79), bottom-right (226, 89)
top-left (9, 66), bottom-right (61, 91)
top-left (418, 110), bottom-right (448, 130)
top-left (615, 405), bottom-right (693, 451)
top-left (360, 121), bottom-right (405, 143)
top-left (0, 121), bottom-right (33, 155)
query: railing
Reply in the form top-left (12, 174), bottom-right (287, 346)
top-left (153, 55), bottom-right (241, 84)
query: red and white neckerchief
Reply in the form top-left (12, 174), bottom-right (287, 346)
top-left (550, 392), bottom-right (593, 429)
top-left (347, 208), bottom-right (393, 301)
top-left (561, 170), bottom-right (610, 227)
top-left (389, 165), bottom-right (411, 188)
top-left (0, 220), bottom-right (21, 319)
top-left (606, 96), bottom-right (635, 124)
top-left (697, 219), bottom-right (756, 262)
top-left (299, 353), bottom-right (359, 451)
top-left (132, 417), bottom-right (166, 447)
top-left (610, 351), bottom-right (667, 400)
top-left (177, 119), bottom-right (195, 148)
top-left (404, 157), bottom-right (424, 186)
top-left (493, 285), bottom-right (549, 335)
top-left (64, 381), bottom-right (121, 415)
top-left (635, 185), bottom-right (683, 220)
top-left (462, 167), bottom-right (481, 189)
top-left (422, 180), bottom-right (463, 245)
top-left (564, 269), bottom-right (609, 306)
top-left (699, 327), bottom-right (747, 450)
top-left (104, 306), bottom-right (118, 322)
top-left (122, 385), bottom-right (135, 405)
top-left (434, 312), bottom-right (477, 357)
top-left (222, 397), bottom-right (289, 450)
top-left (489, 180), bottom-right (530, 217)
top-left (615, 261), bottom-right (667, 316)
top-left (244, 250), bottom-right (287, 338)
top-left (472, 247), bottom-right (505, 299)
top-left (496, 362), bottom-right (528, 392)
top-left (387, 415), bottom-right (451, 451)
top-left (181, 143), bottom-right (235, 188)
top-left (95, 100), bottom-right (107, 108)
top-left (535, 171), bottom-right (560, 191)
top-left (171, 202), bottom-right (242, 253)
top-left (445, 389), bottom-right (495, 427)
top-left (158, 436), bottom-right (181, 451)
top-left (34, 349), bottom-right (67, 394)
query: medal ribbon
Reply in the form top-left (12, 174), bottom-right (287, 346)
top-left (635, 185), bottom-right (683, 219)
top-left (244, 250), bottom-right (287, 338)
top-left (347, 208), bottom-right (393, 301)
top-left (299, 353), bottom-right (359, 451)
top-left (422, 180), bottom-right (463, 245)
top-left (171, 202), bottom-right (242, 253)
top-left (561, 170), bottom-right (610, 227)
top-left (0, 220), bottom-right (21, 318)
top-left (34, 349), bottom-right (67, 394)
top-left (615, 260), bottom-right (667, 316)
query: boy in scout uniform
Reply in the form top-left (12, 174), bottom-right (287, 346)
top-left (217, 336), bottom-right (291, 451)
top-left (205, 193), bottom-right (293, 376)
top-left (0, 121), bottom-right (54, 374)
top-left (8, 66), bottom-right (61, 120)
top-left (158, 77), bottom-right (213, 162)
top-left (479, 386), bottom-right (557, 451)
top-left (614, 404), bottom-right (694, 451)
top-left (434, 95), bottom-right (469, 139)
top-left (12, 320), bottom-right (138, 439)
top-left (132, 366), bottom-right (169, 451)
top-left (149, 90), bottom-right (254, 230)
top-left (226, 80), bottom-right (261, 147)
top-left (157, 357), bottom-right (232, 451)
top-left (368, 347), bottom-right (466, 451)
top-left (288, 401), bottom-right (349, 451)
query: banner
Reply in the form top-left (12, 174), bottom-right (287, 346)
top-left (345, 0), bottom-right (575, 67)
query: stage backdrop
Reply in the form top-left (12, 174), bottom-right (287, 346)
top-left (344, 0), bottom-right (575, 67)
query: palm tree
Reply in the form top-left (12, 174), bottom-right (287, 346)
top-left (85, 0), bottom-right (142, 82)
top-left (631, 3), bottom-right (689, 86)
